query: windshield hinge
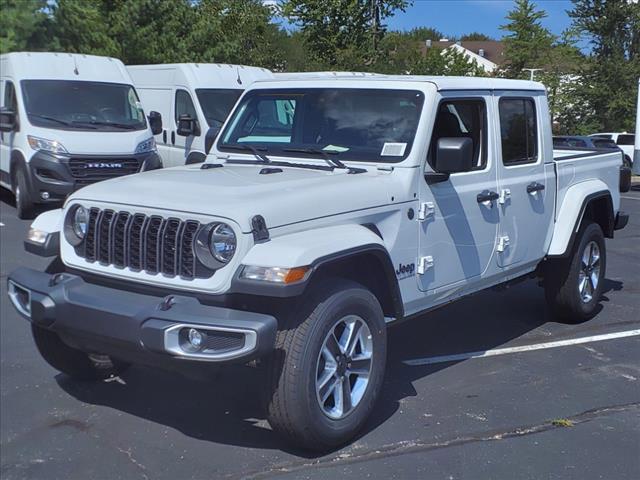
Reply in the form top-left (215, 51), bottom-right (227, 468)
top-left (417, 202), bottom-right (435, 221)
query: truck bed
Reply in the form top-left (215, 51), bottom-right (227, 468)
top-left (552, 148), bottom-right (622, 222)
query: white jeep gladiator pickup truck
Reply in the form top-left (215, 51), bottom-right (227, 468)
top-left (7, 76), bottom-right (631, 450)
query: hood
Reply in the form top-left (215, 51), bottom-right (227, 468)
top-left (69, 163), bottom-right (411, 232)
top-left (29, 125), bottom-right (153, 155)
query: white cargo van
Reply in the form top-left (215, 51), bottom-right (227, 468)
top-left (0, 52), bottom-right (163, 219)
top-left (127, 63), bottom-right (273, 167)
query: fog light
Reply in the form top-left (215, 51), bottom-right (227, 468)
top-left (40, 191), bottom-right (50, 200)
top-left (188, 328), bottom-right (203, 348)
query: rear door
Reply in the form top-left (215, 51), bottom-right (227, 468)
top-left (495, 93), bottom-right (554, 268)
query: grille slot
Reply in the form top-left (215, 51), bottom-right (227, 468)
top-left (78, 209), bottom-right (203, 279)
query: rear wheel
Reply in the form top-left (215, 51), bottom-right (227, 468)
top-left (32, 324), bottom-right (130, 381)
top-left (623, 155), bottom-right (632, 169)
top-left (544, 222), bottom-right (606, 323)
top-left (266, 280), bottom-right (387, 451)
top-left (14, 169), bottom-right (35, 220)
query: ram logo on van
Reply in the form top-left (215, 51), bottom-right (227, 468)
top-left (85, 162), bottom-right (123, 169)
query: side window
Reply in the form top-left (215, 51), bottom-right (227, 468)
top-left (175, 89), bottom-right (197, 122)
top-left (429, 99), bottom-right (487, 171)
top-left (499, 98), bottom-right (538, 165)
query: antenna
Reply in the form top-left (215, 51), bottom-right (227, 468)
top-left (236, 67), bottom-right (242, 85)
top-left (72, 55), bottom-right (79, 75)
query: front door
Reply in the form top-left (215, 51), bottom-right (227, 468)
top-left (0, 80), bottom-right (18, 184)
top-left (169, 88), bottom-right (200, 167)
top-left (495, 94), bottom-right (554, 268)
top-left (418, 93), bottom-right (500, 294)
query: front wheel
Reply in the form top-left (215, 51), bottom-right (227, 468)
top-left (266, 280), bottom-right (387, 451)
top-left (544, 221), bottom-right (606, 323)
top-left (14, 169), bottom-right (35, 220)
top-left (32, 325), bottom-right (130, 381)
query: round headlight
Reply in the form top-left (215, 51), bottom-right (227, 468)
top-left (73, 206), bottom-right (89, 239)
top-left (209, 223), bottom-right (236, 263)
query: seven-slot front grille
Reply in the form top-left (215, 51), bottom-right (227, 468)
top-left (79, 208), bottom-right (205, 279)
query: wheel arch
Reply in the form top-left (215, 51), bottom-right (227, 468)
top-left (548, 187), bottom-right (614, 257)
top-left (234, 224), bottom-right (404, 320)
top-left (9, 149), bottom-right (27, 188)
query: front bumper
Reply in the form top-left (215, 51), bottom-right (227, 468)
top-left (7, 268), bottom-right (277, 367)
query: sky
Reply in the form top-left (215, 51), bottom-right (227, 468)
top-left (386, 0), bottom-right (577, 40)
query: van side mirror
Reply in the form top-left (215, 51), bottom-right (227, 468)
top-left (0, 108), bottom-right (17, 133)
top-left (177, 114), bottom-right (200, 137)
top-left (148, 111), bottom-right (162, 135)
top-left (204, 126), bottom-right (221, 154)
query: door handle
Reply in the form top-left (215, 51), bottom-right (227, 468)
top-left (162, 130), bottom-right (167, 143)
top-left (477, 190), bottom-right (499, 203)
top-left (171, 131), bottom-right (175, 145)
top-left (526, 182), bottom-right (545, 194)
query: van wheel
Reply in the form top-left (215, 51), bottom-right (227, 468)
top-left (544, 222), bottom-right (606, 323)
top-left (14, 169), bottom-right (35, 220)
top-left (266, 280), bottom-right (387, 451)
top-left (623, 155), bottom-right (632, 168)
top-left (32, 325), bottom-right (130, 381)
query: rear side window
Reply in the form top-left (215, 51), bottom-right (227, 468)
top-left (617, 134), bottom-right (634, 145)
top-left (499, 98), bottom-right (538, 165)
top-left (175, 89), bottom-right (197, 122)
top-left (593, 139), bottom-right (617, 149)
top-left (429, 99), bottom-right (487, 170)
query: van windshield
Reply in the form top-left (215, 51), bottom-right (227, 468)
top-left (21, 80), bottom-right (147, 131)
top-left (218, 88), bottom-right (424, 163)
top-left (195, 89), bottom-right (242, 128)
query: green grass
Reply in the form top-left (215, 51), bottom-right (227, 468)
top-left (551, 418), bottom-right (575, 428)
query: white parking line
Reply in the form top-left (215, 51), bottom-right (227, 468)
top-left (621, 196), bottom-right (640, 201)
top-left (403, 329), bottom-right (640, 366)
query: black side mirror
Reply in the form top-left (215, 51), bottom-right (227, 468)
top-left (177, 114), bottom-right (200, 137)
top-left (425, 137), bottom-right (474, 184)
top-left (148, 111), bottom-right (162, 136)
top-left (204, 126), bottom-right (221, 154)
top-left (0, 108), bottom-right (17, 133)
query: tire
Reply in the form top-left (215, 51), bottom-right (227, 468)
top-left (623, 155), bottom-right (632, 169)
top-left (14, 168), bottom-right (35, 220)
top-left (544, 221), bottom-right (606, 323)
top-left (31, 324), bottom-right (130, 381)
top-left (266, 279), bottom-right (387, 451)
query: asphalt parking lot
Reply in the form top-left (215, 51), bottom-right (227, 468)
top-left (1, 186), bottom-right (639, 480)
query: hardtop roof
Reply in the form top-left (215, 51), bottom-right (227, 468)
top-left (252, 74), bottom-right (546, 92)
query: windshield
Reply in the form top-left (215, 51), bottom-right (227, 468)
top-left (21, 80), bottom-right (147, 131)
top-left (195, 88), bottom-right (243, 128)
top-left (218, 88), bottom-right (424, 163)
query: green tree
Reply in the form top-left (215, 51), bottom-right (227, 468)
top-left (459, 32), bottom-right (495, 42)
top-left (499, 0), bottom-right (554, 78)
top-left (0, 0), bottom-right (50, 54)
top-left (282, 0), bottom-right (409, 68)
top-left (51, 0), bottom-right (119, 57)
top-left (568, 0), bottom-right (640, 131)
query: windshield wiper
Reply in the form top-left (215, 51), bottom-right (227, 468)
top-left (28, 114), bottom-right (78, 127)
top-left (72, 120), bottom-right (137, 130)
top-left (223, 144), bottom-right (271, 163)
top-left (283, 147), bottom-right (367, 174)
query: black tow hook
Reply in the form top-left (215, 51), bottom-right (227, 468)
top-left (49, 273), bottom-right (66, 287)
top-left (159, 295), bottom-right (176, 311)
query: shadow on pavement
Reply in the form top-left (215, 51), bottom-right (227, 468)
top-left (56, 277), bottom-right (623, 458)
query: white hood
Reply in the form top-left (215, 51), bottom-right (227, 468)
top-left (69, 163), bottom-right (411, 232)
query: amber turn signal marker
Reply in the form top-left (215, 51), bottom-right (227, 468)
top-left (283, 266), bottom-right (310, 284)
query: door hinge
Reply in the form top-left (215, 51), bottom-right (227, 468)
top-left (498, 189), bottom-right (511, 205)
top-left (417, 256), bottom-right (434, 274)
top-left (418, 202), bottom-right (435, 221)
top-left (497, 235), bottom-right (510, 252)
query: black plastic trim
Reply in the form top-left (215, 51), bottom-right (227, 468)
top-left (614, 212), bottom-right (629, 231)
